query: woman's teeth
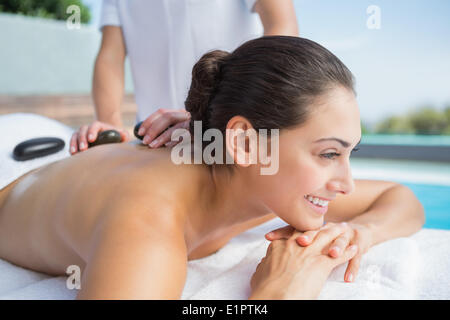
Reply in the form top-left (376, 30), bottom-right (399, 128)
top-left (304, 195), bottom-right (329, 207)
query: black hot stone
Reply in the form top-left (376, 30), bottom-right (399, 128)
top-left (133, 121), bottom-right (175, 144)
top-left (134, 121), bottom-right (144, 140)
top-left (13, 137), bottom-right (65, 161)
top-left (133, 121), bottom-right (175, 141)
top-left (88, 130), bottom-right (122, 147)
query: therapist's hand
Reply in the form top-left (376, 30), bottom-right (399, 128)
top-left (70, 121), bottom-right (130, 155)
top-left (137, 108), bottom-right (191, 148)
top-left (264, 221), bottom-right (373, 283)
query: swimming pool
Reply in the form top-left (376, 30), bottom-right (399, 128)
top-left (401, 182), bottom-right (450, 230)
top-left (350, 158), bottom-right (450, 230)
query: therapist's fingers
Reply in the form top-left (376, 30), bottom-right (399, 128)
top-left (118, 129), bottom-right (131, 142)
top-left (70, 121), bottom-right (130, 156)
top-left (154, 119), bottom-right (190, 148)
top-left (77, 125), bottom-right (89, 151)
top-left (136, 109), bottom-right (166, 139)
top-left (86, 121), bottom-right (102, 143)
top-left (139, 109), bottom-right (190, 145)
top-left (69, 132), bottom-right (79, 155)
top-left (87, 121), bottom-right (130, 143)
top-left (144, 110), bottom-right (190, 146)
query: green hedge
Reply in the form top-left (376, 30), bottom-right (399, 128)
top-left (375, 105), bottom-right (450, 135)
top-left (0, 0), bottom-right (91, 23)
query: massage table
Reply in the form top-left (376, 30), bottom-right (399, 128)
top-left (0, 113), bottom-right (449, 299)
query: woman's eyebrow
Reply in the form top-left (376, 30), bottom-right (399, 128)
top-left (314, 137), bottom-right (361, 148)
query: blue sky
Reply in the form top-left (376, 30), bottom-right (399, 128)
top-left (82, 0), bottom-right (450, 127)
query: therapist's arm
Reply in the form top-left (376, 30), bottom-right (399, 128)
top-left (92, 26), bottom-right (127, 128)
top-left (253, 0), bottom-right (299, 36)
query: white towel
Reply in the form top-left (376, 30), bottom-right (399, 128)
top-left (182, 218), bottom-right (421, 300)
top-left (0, 113), bottom-right (448, 300)
top-left (0, 113), bottom-right (74, 190)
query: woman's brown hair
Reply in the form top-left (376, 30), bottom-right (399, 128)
top-left (185, 35), bottom-right (355, 148)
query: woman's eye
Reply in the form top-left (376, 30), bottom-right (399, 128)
top-left (351, 147), bottom-right (360, 154)
top-left (321, 152), bottom-right (340, 160)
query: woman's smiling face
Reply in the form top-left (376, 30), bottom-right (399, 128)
top-left (255, 86), bottom-right (362, 231)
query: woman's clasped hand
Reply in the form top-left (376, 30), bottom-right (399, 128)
top-left (250, 222), bottom-right (373, 300)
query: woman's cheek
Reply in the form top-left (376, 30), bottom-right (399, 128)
top-left (264, 187), bottom-right (323, 232)
top-left (258, 153), bottom-right (325, 230)
top-left (290, 197), bottom-right (325, 231)
top-left (298, 162), bottom-right (332, 197)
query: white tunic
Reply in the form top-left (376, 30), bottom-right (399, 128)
top-left (100, 0), bottom-right (264, 122)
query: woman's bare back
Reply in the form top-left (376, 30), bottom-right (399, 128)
top-left (0, 142), bottom-right (276, 278)
top-left (0, 142), bottom-right (192, 275)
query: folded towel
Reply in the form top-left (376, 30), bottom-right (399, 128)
top-left (0, 113), bottom-right (448, 300)
top-left (182, 217), bottom-right (421, 300)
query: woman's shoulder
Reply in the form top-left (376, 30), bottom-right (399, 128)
top-left (103, 145), bottom-right (202, 220)
top-left (85, 142), bottom-right (209, 221)
top-left (118, 145), bottom-right (200, 190)
top-left (98, 168), bottom-right (188, 237)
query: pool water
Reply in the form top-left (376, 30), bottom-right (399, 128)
top-left (349, 158), bottom-right (450, 230)
top-left (402, 182), bottom-right (450, 230)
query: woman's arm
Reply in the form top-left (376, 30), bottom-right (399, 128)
top-left (325, 179), bottom-right (425, 244)
top-left (266, 179), bottom-right (425, 283)
top-left (324, 179), bottom-right (425, 282)
top-left (76, 209), bottom-right (187, 299)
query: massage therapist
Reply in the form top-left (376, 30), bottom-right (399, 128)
top-left (69, 0), bottom-right (299, 154)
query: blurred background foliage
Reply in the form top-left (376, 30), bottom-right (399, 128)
top-left (0, 0), bottom-right (91, 23)
top-left (373, 105), bottom-right (450, 135)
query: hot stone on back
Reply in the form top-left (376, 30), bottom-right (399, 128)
top-left (88, 130), bottom-right (122, 147)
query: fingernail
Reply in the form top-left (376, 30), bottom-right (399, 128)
top-left (149, 139), bottom-right (158, 148)
top-left (138, 128), bottom-right (145, 136)
top-left (80, 142), bottom-right (85, 149)
top-left (266, 232), bottom-right (274, 238)
top-left (70, 146), bottom-right (75, 153)
top-left (347, 273), bottom-right (353, 282)
top-left (143, 136), bottom-right (149, 144)
top-left (88, 134), bottom-right (94, 141)
top-left (299, 235), bottom-right (309, 241)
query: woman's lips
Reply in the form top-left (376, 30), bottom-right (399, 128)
top-left (304, 196), bottom-right (328, 215)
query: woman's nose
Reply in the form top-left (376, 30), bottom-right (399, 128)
top-left (328, 161), bottom-right (355, 195)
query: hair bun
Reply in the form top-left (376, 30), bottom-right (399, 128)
top-left (185, 50), bottom-right (229, 132)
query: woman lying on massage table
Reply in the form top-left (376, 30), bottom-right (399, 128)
top-left (0, 36), bottom-right (424, 299)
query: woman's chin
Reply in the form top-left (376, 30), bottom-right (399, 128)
top-left (289, 217), bottom-right (324, 232)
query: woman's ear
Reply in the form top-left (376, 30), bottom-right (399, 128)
top-left (225, 116), bottom-right (258, 167)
